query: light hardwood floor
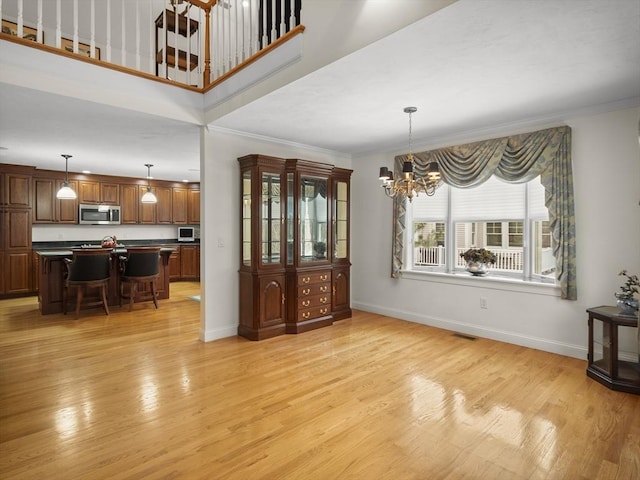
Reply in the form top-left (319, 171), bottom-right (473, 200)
top-left (1, 283), bottom-right (639, 479)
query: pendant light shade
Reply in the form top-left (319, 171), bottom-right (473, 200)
top-left (141, 164), bottom-right (157, 204)
top-left (56, 154), bottom-right (77, 200)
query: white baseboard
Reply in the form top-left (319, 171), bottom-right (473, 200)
top-left (200, 325), bottom-right (237, 343)
top-left (352, 301), bottom-right (587, 360)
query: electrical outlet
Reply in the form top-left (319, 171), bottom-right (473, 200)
top-left (480, 297), bottom-right (488, 309)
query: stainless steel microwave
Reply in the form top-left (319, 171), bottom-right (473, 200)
top-left (79, 204), bottom-right (121, 225)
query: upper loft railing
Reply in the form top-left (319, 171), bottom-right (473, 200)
top-left (0, 0), bottom-right (303, 91)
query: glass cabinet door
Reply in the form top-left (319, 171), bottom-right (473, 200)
top-left (591, 317), bottom-right (612, 376)
top-left (261, 172), bottom-right (282, 265)
top-left (242, 171), bottom-right (252, 266)
top-left (299, 176), bottom-right (328, 263)
top-left (334, 180), bottom-right (348, 261)
top-left (286, 173), bottom-right (294, 265)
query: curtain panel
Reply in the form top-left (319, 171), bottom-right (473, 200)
top-left (391, 126), bottom-right (576, 300)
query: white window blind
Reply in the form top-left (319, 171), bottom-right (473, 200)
top-left (411, 183), bottom-right (449, 220)
top-left (528, 176), bottom-right (549, 221)
top-left (452, 176), bottom-right (525, 221)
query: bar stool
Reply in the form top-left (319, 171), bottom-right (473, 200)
top-left (63, 248), bottom-right (112, 319)
top-left (119, 247), bottom-right (161, 311)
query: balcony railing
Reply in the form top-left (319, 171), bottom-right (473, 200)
top-left (414, 246), bottom-right (526, 272)
top-left (0, 0), bottom-right (303, 90)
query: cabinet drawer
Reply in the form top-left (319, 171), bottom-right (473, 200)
top-left (297, 293), bottom-right (330, 309)
top-left (297, 283), bottom-right (331, 297)
top-left (298, 305), bottom-right (331, 322)
top-left (297, 270), bottom-right (331, 286)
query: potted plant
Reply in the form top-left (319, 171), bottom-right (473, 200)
top-left (313, 241), bottom-right (326, 259)
top-left (615, 270), bottom-right (639, 315)
top-left (460, 247), bottom-right (497, 276)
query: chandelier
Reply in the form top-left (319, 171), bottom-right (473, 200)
top-left (379, 106), bottom-right (440, 202)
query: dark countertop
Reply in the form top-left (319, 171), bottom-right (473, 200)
top-left (36, 247), bottom-right (177, 257)
top-left (33, 239), bottom-right (199, 250)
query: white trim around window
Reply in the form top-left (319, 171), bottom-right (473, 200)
top-left (400, 269), bottom-right (561, 297)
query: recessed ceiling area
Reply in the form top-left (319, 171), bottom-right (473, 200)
top-left (0, 0), bottom-right (638, 182)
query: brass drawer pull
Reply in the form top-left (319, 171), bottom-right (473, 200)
top-left (302, 312), bottom-right (310, 319)
top-left (320, 274), bottom-right (328, 281)
top-left (320, 308), bottom-right (328, 315)
top-left (320, 286), bottom-right (328, 293)
top-left (301, 277), bottom-right (310, 284)
top-left (302, 300), bottom-right (310, 307)
top-left (320, 297), bottom-right (328, 304)
top-left (302, 288), bottom-right (310, 296)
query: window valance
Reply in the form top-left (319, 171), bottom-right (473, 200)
top-left (392, 126), bottom-right (576, 300)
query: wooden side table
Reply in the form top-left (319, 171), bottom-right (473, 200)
top-left (586, 306), bottom-right (640, 394)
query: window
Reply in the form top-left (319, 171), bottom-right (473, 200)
top-left (413, 222), bottom-right (445, 266)
top-left (407, 175), bottom-right (554, 282)
top-left (486, 222), bottom-right (502, 247)
top-left (508, 221), bottom-right (523, 247)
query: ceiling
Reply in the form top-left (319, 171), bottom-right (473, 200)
top-left (0, 0), bottom-right (639, 181)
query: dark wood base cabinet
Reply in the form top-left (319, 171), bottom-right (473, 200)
top-left (238, 155), bottom-right (351, 341)
top-left (238, 272), bottom-right (287, 341)
top-left (285, 269), bottom-right (333, 334)
top-left (586, 306), bottom-right (640, 394)
top-left (332, 266), bottom-right (351, 321)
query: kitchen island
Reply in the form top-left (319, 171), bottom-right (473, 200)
top-left (36, 247), bottom-right (174, 315)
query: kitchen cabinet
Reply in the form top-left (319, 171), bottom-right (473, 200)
top-left (32, 250), bottom-right (39, 293)
top-left (0, 169), bottom-right (32, 296)
top-left (0, 207), bottom-right (32, 295)
top-left (33, 178), bottom-right (78, 223)
top-left (120, 184), bottom-right (139, 224)
top-left (172, 188), bottom-right (188, 224)
top-left (139, 186), bottom-right (157, 224)
top-left (156, 187), bottom-right (190, 225)
top-left (78, 180), bottom-right (120, 205)
top-left (156, 186), bottom-right (173, 224)
top-left (238, 154), bottom-right (351, 340)
top-left (2, 172), bottom-right (31, 207)
top-left (180, 245), bottom-right (200, 280)
top-left (187, 189), bottom-right (200, 224)
top-left (168, 248), bottom-right (181, 280)
top-left (166, 245), bottom-right (200, 281)
top-left (120, 184), bottom-right (196, 226)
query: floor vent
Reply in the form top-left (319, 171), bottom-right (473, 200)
top-left (452, 332), bottom-right (477, 341)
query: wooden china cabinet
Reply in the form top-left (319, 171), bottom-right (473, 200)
top-left (238, 154), bottom-right (352, 341)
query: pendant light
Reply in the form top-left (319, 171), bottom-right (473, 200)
top-left (56, 154), bottom-right (77, 200)
top-left (141, 164), bottom-right (158, 204)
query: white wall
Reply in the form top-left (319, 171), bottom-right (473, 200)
top-left (199, 127), bottom-right (351, 341)
top-left (351, 106), bottom-right (640, 359)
